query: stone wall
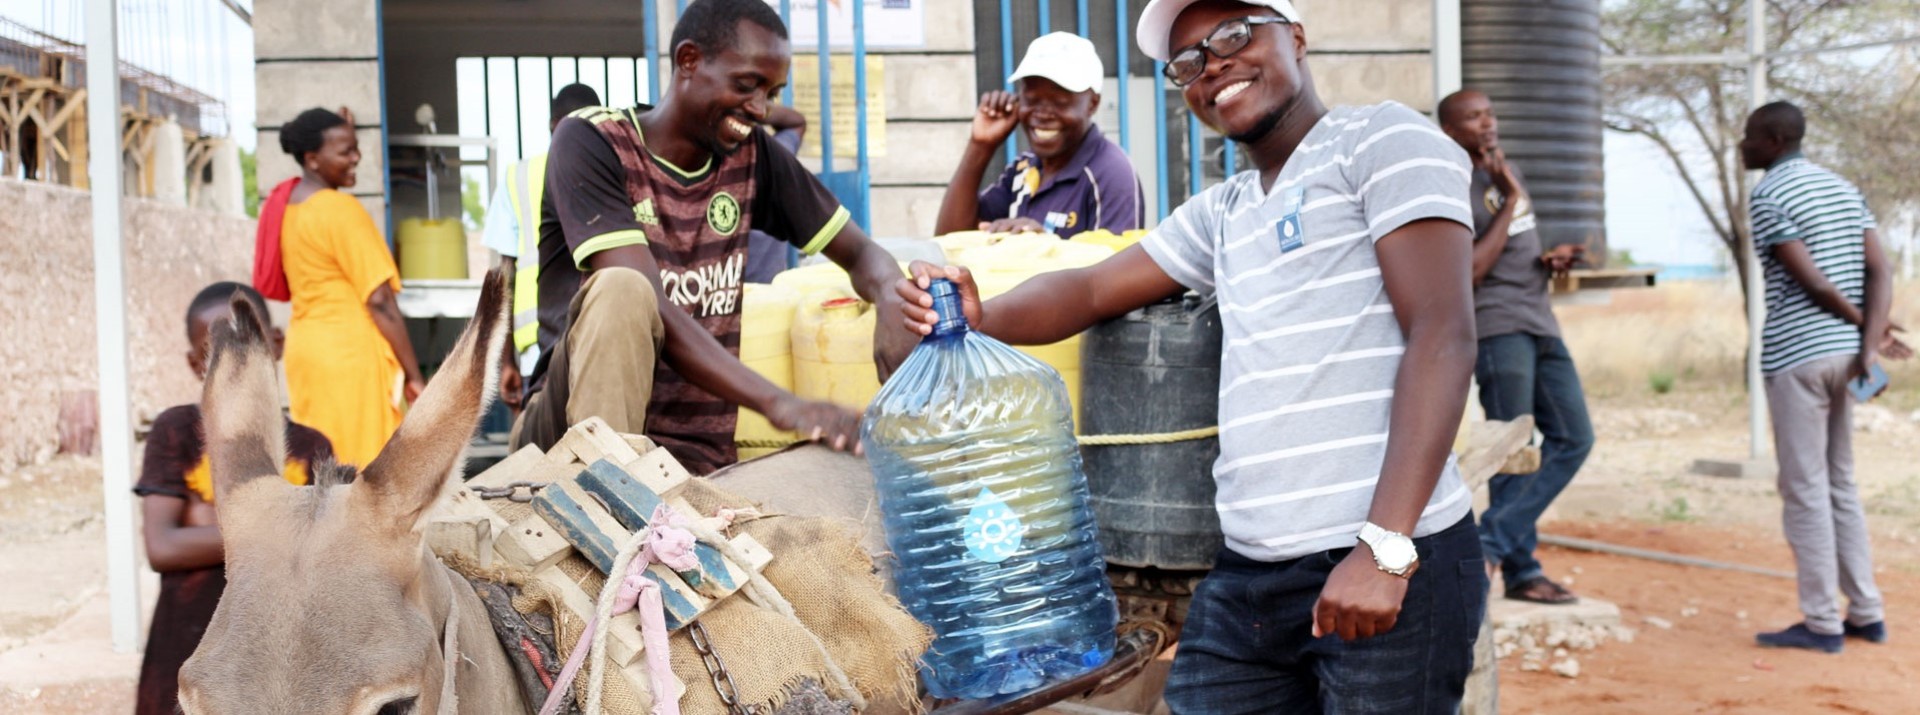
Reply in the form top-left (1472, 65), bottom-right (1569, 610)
top-left (0, 179), bottom-right (254, 468)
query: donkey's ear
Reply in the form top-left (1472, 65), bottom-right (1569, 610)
top-left (201, 292), bottom-right (289, 505)
top-left (357, 268), bottom-right (511, 529)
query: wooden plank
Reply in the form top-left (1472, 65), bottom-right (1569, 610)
top-left (468, 444), bottom-right (549, 491)
top-left (533, 478), bottom-right (713, 630)
top-left (623, 434), bottom-right (658, 454)
top-left (531, 568), bottom-right (650, 669)
top-left (494, 514), bottom-right (573, 574)
top-left (726, 532), bottom-right (774, 574)
top-left (1457, 416), bottom-right (1536, 492)
top-left (573, 461), bottom-right (749, 599)
top-left (426, 515), bottom-right (493, 569)
top-left (532, 486), bottom-right (623, 573)
top-left (552, 417), bottom-right (643, 470)
top-left (620, 445), bottom-right (693, 497)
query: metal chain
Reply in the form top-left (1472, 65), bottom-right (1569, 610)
top-left (687, 620), bottom-right (751, 715)
top-left (469, 481), bottom-right (545, 503)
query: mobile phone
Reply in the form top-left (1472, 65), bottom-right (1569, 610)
top-left (1850, 363), bottom-right (1890, 403)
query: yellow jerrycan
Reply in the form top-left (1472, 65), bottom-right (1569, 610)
top-left (790, 290), bottom-right (882, 411)
top-left (736, 283), bottom-right (801, 460)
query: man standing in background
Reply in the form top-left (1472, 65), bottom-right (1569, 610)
top-left (483, 83), bottom-right (603, 412)
top-left (1741, 100), bottom-right (1907, 653)
top-left (1439, 89), bottom-right (1592, 606)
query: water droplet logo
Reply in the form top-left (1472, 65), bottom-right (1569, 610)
top-left (962, 487), bottom-right (1026, 563)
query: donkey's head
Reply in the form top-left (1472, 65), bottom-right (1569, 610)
top-left (179, 270), bottom-right (512, 715)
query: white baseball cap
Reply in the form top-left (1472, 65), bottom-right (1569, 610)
top-left (1007, 32), bottom-right (1105, 94)
top-left (1136, 0), bottom-right (1303, 62)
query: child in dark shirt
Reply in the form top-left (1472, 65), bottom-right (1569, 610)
top-left (132, 283), bottom-right (336, 715)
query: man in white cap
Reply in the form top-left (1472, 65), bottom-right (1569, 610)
top-left (891, 1), bottom-right (1485, 711)
top-left (934, 31), bottom-right (1144, 238)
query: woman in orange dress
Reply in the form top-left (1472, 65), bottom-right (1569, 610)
top-left (275, 108), bottom-right (426, 466)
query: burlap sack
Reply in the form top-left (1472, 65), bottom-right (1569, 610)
top-left (485, 446), bottom-right (930, 714)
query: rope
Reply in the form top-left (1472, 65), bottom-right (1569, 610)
top-left (738, 425), bottom-right (1220, 452)
top-left (735, 438), bottom-right (801, 450)
top-left (1076, 426), bottom-right (1219, 446)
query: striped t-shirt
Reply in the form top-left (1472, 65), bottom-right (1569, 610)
top-left (1141, 102), bottom-right (1475, 562)
top-left (1751, 154), bottom-right (1875, 375)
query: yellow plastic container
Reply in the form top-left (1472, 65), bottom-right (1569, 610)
top-left (791, 290), bottom-right (882, 411)
top-left (736, 283), bottom-right (801, 460)
top-left (397, 218), bottom-right (468, 280)
top-left (769, 261), bottom-right (857, 298)
top-left (1071, 228), bottom-right (1147, 254)
top-left (956, 234), bottom-right (1117, 430)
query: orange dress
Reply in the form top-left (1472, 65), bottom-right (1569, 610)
top-left (281, 189), bottom-right (404, 467)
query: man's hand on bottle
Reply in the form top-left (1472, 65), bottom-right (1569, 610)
top-left (894, 261), bottom-right (986, 339)
top-left (766, 395), bottom-right (863, 454)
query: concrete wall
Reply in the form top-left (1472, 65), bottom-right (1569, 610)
top-left (859, 1), bottom-right (980, 238)
top-left (0, 180), bottom-right (255, 468)
top-left (253, 0), bottom-right (388, 235)
top-left (1298, 0), bottom-right (1437, 109)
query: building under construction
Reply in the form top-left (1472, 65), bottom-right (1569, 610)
top-left (0, 14), bottom-right (242, 212)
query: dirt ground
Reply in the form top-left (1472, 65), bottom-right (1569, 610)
top-left (4, 280), bottom-right (1919, 714)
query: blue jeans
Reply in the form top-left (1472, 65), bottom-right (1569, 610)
top-left (1164, 516), bottom-right (1487, 714)
top-left (1474, 333), bottom-right (1594, 592)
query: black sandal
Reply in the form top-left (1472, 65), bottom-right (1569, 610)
top-left (1505, 576), bottom-right (1579, 605)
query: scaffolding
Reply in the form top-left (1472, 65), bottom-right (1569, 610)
top-left (0, 15), bottom-right (229, 198)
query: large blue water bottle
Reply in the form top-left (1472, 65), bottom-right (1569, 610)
top-left (862, 278), bottom-right (1118, 699)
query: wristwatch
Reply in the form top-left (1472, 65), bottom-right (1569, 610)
top-left (1357, 522), bottom-right (1420, 578)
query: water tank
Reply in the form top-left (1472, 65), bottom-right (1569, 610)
top-left (1079, 295), bottom-right (1223, 570)
top-left (1461, 0), bottom-right (1606, 260)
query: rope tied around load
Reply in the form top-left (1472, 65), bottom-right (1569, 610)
top-left (738, 425), bottom-right (1220, 452)
top-left (1075, 426), bottom-right (1220, 446)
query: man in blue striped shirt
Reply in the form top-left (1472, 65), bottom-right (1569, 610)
top-left (1741, 100), bottom-right (1910, 653)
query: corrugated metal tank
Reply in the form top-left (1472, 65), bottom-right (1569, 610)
top-left (1462, 0), bottom-right (1606, 259)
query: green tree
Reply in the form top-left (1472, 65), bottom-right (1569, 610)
top-left (462, 174), bottom-right (487, 233)
top-left (241, 147), bottom-right (260, 218)
top-left (1602, 0), bottom-right (1920, 293)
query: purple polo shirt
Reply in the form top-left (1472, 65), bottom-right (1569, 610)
top-left (978, 124), bottom-right (1144, 238)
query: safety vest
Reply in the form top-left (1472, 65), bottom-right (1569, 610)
top-left (504, 152), bottom-right (548, 353)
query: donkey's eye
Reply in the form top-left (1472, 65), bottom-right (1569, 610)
top-left (375, 696), bottom-right (417, 715)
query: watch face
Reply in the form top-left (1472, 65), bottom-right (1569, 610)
top-left (1379, 539), bottom-right (1418, 570)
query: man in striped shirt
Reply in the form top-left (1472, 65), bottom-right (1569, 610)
top-left (1742, 100), bottom-right (1909, 653)
top-left (892, 1), bottom-right (1485, 710)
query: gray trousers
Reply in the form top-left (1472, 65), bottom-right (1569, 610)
top-left (1766, 353), bottom-right (1885, 635)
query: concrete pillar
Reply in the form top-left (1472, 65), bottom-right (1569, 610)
top-left (252, 0), bottom-right (386, 233)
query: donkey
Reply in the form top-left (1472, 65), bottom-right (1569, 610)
top-left (180, 270), bottom-right (528, 714)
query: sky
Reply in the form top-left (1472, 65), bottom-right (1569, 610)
top-left (0, 1), bottom-right (1752, 266)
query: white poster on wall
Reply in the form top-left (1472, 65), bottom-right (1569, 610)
top-left (772, 0), bottom-right (926, 50)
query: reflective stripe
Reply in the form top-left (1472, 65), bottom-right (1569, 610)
top-left (505, 153), bottom-right (549, 352)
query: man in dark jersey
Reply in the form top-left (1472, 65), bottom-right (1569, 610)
top-left (514, 0), bottom-right (910, 474)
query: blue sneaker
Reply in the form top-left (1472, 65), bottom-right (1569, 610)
top-left (1844, 620), bottom-right (1888, 644)
top-left (1756, 623), bottom-right (1843, 653)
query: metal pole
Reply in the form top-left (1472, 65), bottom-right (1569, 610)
top-left (1039, 0), bottom-right (1051, 36)
top-left (779, 0), bottom-right (793, 106)
top-left (86, 0), bottom-right (141, 654)
top-left (643, 0), bottom-right (659, 105)
top-left (1076, 0), bottom-right (1088, 37)
top-left (1152, 62), bottom-right (1169, 221)
top-left (853, 0), bottom-right (871, 230)
top-left (1433, 0), bottom-right (1462, 101)
top-left (1000, 0), bottom-right (1017, 166)
top-left (1745, 0), bottom-right (1767, 460)
top-left (1115, 0), bottom-right (1130, 153)
top-left (1186, 112), bottom-right (1202, 197)
top-left (818, 0), bottom-right (833, 172)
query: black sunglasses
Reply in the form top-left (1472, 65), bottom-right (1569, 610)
top-left (1163, 16), bottom-right (1292, 88)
